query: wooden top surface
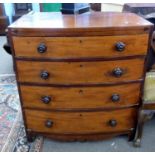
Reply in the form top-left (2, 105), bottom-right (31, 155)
top-left (8, 12), bottom-right (153, 37)
top-left (9, 12), bottom-right (152, 29)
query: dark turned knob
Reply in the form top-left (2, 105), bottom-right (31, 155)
top-left (112, 68), bottom-right (123, 77)
top-left (40, 71), bottom-right (49, 80)
top-left (45, 120), bottom-right (53, 128)
top-left (41, 96), bottom-right (51, 104)
top-left (115, 42), bottom-right (125, 51)
top-left (111, 94), bottom-right (120, 102)
top-left (109, 119), bottom-right (117, 127)
top-left (37, 43), bottom-right (47, 53)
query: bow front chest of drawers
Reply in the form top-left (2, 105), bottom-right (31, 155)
top-left (8, 12), bottom-right (153, 142)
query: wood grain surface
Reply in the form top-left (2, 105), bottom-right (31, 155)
top-left (8, 12), bottom-right (153, 36)
top-left (25, 108), bottom-right (137, 134)
top-left (13, 34), bottom-right (148, 58)
top-left (20, 83), bottom-right (141, 110)
top-left (16, 58), bottom-right (145, 84)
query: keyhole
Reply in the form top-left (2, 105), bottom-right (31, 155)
top-left (79, 90), bottom-right (83, 94)
top-left (79, 40), bottom-right (82, 43)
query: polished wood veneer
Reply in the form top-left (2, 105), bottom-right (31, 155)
top-left (20, 83), bottom-right (141, 110)
top-left (13, 34), bottom-right (148, 58)
top-left (8, 12), bottom-right (153, 142)
top-left (25, 108), bottom-right (137, 134)
top-left (9, 12), bottom-right (152, 36)
top-left (16, 58), bottom-right (145, 84)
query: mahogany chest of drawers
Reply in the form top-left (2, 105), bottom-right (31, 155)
top-left (8, 12), bottom-right (153, 142)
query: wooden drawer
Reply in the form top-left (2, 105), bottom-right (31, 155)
top-left (25, 108), bottom-right (137, 134)
top-left (13, 34), bottom-right (148, 58)
top-left (17, 58), bottom-right (145, 84)
top-left (21, 83), bottom-right (140, 110)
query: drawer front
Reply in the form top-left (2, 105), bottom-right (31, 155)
top-left (13, 34), bottom-right (148, 58)
top-left (25, 108), bottom-right (137, 134)
top-left (21, 83), bottom-right (140, 110)
top-left (17, 58), bottom-right (144, 84)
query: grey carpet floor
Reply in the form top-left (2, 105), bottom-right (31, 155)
top-left (0, 36), bottom-right (14, 74)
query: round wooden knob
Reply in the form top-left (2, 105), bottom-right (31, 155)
top-left (37, 43), bottom-right (47, 53)
top-left (112, 68), bottom-right (123, 77)
top-left (45, 120), bottom-right (53, 128)
top-left (115, 42), bottom-right (125, 51)
top-left (41, 96), bottom-right (51, 104)
top-left (109, 119), bottom-right (117, 127)
top-left (40, 71), bottom-right (49, 80)
top-left (111, 94), bottom-right (120, 102)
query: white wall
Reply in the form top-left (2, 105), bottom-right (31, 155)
top-left (101, 3), bottom-right (124, 12)
top-left (32, 3), bottom-right (40, 12)
top-left (4, 3), bottom-right (40, 24)
top-left (4, 3), bottom-right (14, 23)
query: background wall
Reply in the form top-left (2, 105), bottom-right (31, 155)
top-left (101, 3), bottom-right (124, 12)
top-left (4, 3), bottom-right (14, 23)
top-left (32, 3), bottom-right (40, 12)
top-left (4, 3), bottom-right (40, 23)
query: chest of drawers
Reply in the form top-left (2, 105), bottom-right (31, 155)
top-left (8, 12), bottom-right (153, 142)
